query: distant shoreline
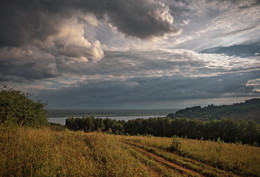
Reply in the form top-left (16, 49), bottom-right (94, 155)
top-left (47, 108), bottom-right (176, 118)
top-left (48, 115), bottom-right (166, 125)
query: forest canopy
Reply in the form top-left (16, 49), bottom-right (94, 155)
top-left (66, 116), bottom-right (260, 145)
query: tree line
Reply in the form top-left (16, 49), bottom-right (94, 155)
top-left (1, 87), bottom-right (259, 145)
top-left (66, 116), bottom-right (260, 145)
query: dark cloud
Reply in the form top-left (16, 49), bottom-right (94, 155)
top-left (0, 0), bottom-right (179, 82)
top-left (1, 0), bottom-right (259, 109)
top-left (98, 0), bottom-right (178, 39)
top-left (0, 0), bottom-right (60, 47)
top-left (0, 47), bottom-right (59, 82)
top-left (38, 71), bottom-right (260, 108)
top-left (0, 0), bottom-right (178, 48)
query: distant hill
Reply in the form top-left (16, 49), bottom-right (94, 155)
top-left (167, 98), bottom-right (260, 122)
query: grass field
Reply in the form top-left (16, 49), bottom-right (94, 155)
top-left (119, 135), bottom-right (260, 176)
top-left (0, 125), bottom-right (259, 177)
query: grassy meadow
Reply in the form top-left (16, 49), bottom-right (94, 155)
top-left (0, 125), bottom-right (183, 177)
top-left (120, 135), bottom-right (260, 176)
top-left (0, 125), bottom-right (260, 177)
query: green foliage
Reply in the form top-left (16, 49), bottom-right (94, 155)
top-left (0, 87), bottom-right (48, 126)
top-left (66, 116), bottom-right (260, 145)
top-left (253, 141), bottom-right (259, 147)
top-left (169, 137), bottom-right (182, 152)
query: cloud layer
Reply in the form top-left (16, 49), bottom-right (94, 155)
top-left (37, 70), bottom-right (260, 108)
top-left (25, 49), bottom-right (260, 108)
top-left (1, 0), bottom-right (259, 108)
top-left (0, 0), bottom-right (179, 82)
top-left (0, 0), bottom-right (178, 47)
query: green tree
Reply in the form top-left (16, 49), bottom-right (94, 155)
top-left (94, 118), bottom-right (105, 131)
top-left (0, 87), bottom-right (48, 126)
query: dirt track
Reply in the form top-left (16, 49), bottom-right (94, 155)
top-left (127, 143), bottom-right (204, 177)
top-left (122, 141), bottom-right (240, 177)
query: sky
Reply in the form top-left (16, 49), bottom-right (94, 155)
top-left (0, 0), bottom-right (260, 109)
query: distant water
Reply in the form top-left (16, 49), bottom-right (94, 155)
top-left (48, 117), bottom-right (67, 125)
top-left (48, 115), bottom-right (166, 125)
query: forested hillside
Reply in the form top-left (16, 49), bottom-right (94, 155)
top-left (167, 98), bottom-right (260, 122)
top-left (65, 99), bottom-right (260, 145)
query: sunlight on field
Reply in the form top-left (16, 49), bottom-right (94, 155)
top-left (120, 135), bottom-right (260, 176)
top-left (1, 126), bottom-right (259, 177)
top-left (0, 126), bottom-right (153, 177)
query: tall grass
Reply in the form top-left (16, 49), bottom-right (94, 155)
top-left (174, 138), bottom-right (260, 176)
top-left (121, 135), bottom-right (260, 176)
top-left (1, 125), bottom-right (259, 176)
top-left (0, 125), bottom-right (151, 177)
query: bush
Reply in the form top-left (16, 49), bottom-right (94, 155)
top-left (169, 137), bottom-right (182, 152)
top-left (0, 87), bottom-right (48, 127)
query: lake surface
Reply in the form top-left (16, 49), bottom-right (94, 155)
top-left (48, 115), bottom-right (166, 125)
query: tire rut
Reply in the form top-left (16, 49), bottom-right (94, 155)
top-left (122, 140), bottom-right (241, 177)
top-left (124, 142), bottom-right (205, 177)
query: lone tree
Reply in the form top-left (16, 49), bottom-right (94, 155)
top-left (0, 87), bottom-right (48, 126)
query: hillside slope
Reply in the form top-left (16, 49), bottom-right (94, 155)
top-left (1, 126), bottom-right (259, 177)
top-left (167, 98), bottom-right (260, 122)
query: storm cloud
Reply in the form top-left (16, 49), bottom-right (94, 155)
top-left (37, 70), bottom-right (260, 108)
top-left (0, 0), bottom-right (178, 47)
top-left (0, 0), bottom-right (179, 81)
top-left (1, 0), bottom-right (259, 108)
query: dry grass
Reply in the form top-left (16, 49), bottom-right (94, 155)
top-left (1, 125), bottom-right (259, 177)
top-left (120, 135), bottom-right (260, 176)
top-left (0, 126), bottom-right (150, 177)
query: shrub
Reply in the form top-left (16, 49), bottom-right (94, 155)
top-left (169, 137), bottom-right (182, 152)
top-left (0, 87), bottom-right (48, 127)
